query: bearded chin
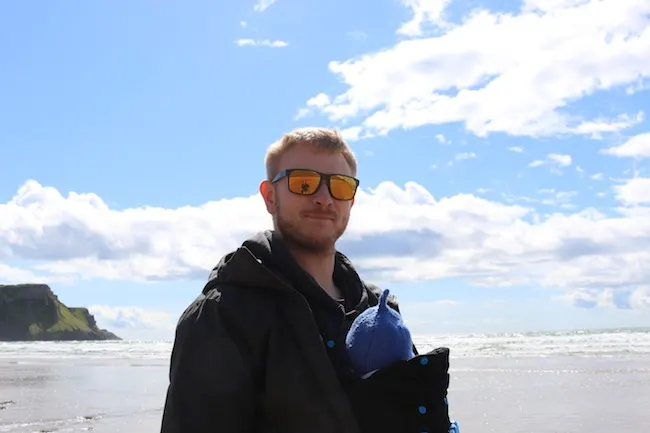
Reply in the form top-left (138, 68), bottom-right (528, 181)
top-left (274, 202), bottom-right (346, 255)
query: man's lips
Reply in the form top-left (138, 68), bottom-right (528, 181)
top-left (303, 213), bottom-right (335, 220)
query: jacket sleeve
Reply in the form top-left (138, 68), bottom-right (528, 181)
top-left (160, 290), bottom-right (259, 433)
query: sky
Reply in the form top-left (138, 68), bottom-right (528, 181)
top-left (1, 0), bottom-right (649, 341)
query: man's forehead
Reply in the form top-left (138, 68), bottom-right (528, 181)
top-left (277, 145), bottom-right (352, 175)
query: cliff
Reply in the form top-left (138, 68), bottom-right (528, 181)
top-left (0, 284), bottom-right (121, 341)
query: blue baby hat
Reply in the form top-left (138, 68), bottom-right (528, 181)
top-left (346, 289), bottom-right (415, 376)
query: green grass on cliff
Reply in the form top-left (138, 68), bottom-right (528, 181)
top-left (19, 300), bottom-right (94, 337)
top-left (1, 284), bottom-right (119, 341)
top-left (45, 303), bottom-right (93, 334)
top-left (70, 308), bottom-right (90, 324)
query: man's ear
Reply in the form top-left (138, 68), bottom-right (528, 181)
top-left (259, 180), bottom-right (276, 215)
top-left (351, 198), bottom-right (355, 207)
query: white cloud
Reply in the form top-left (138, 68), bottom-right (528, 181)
top-left (602, 132), bottom-right (650, 159)
top-left (547, 153), bottom-right (572, 166)
top-left (614, 177), bottom-right (650, 204)
top-left (299, 0), bottom-right (650, 140)
top-left (240, 21), bottom-right (248, 28)
top-left (340, 126), bottom-right (364, 141)
top-left (295, 93), bottom-right (331, 119)
top-left (398, 0), bottom-right (453, 36)
top-left (253, 0), bottom-right (276, 12)
top-left (508, 146), bottom-right (524, 153)
top-left (0, 265), bottom-right (44, 284)
top-left (234, 39), bottom-right (288, 48)
top-left (528, 153), bottom-right (572, 169)
top-left (629, 287), bottom-right (650, 309)
top-left (558, 286), bottom-right (650, 310)
top-left (625, 78), bottom-right (650, 94)
top-left (307, 93), bottom-right (330, 108)
top-left (455, 152), bottom-right (477, 160)
top-left (568, 112), bottom-right (644, 139)
top-left (591, 173), bottom-right (605, 180)
top-left (1, 178), bottom-right (649, 310)
top-left (501, 188), bottom-right (578, 209)
top-left (435, 134), bottom-right (450, 144)
top-left (557, 288), bottom-right (618, 309)
top-left (88, 305), bottom-right (175, 331)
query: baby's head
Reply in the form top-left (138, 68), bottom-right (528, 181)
top-left (345, 289), bottom-right (415, 377)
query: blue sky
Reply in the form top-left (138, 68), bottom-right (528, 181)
top-left (1, 0), bottom-right (649, 340)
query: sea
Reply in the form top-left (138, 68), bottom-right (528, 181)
top-left (1, 328), bottom-right (649, 433)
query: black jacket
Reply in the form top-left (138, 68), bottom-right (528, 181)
top-left (159, 233), bottom-right (450, 433)
top-left (348, 347), bottom-right (452, 433)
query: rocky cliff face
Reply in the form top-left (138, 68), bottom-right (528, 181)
top-left (0, 284), bottom-right (121, 341)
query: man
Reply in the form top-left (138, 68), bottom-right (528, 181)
top-left (159, 127), bottom-right (413, 433)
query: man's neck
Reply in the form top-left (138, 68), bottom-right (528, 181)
top-left (289, 248), bottom-right (342, 300)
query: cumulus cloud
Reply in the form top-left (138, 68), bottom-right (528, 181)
top-left (629, 287), bottom-right (650, 310)
top-left (295, 93), bottom-right (332, 119)
top-left (299, 0), bottom-right (650, 139)
top-left (614, 177), bottom-right (650, 204)
top-left (1, 178), bottom-right (649, 310)
top-left (88, 305), bottom-right (175, 331)
top-left (0, 265), bottom-right (45, 284)
top-left (602, 132), bottom-right (650, 159)
top-left (558, 286), bottom-right (650, 310)
top-left (547, 154), bottom-right (572, 167)
top-left (397, 0), bottom-right (452, 36)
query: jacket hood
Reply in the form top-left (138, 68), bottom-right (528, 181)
top-left (203, 231), bottom-right (287, 295)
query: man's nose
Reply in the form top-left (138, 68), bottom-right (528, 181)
top-left (312, 181), bottom-right (334, 206)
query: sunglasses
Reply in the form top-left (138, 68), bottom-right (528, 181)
top-left (271, 168), bottom-right (360, 201)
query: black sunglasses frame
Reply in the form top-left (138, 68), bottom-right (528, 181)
top-left (271, 168), bottom-right (360, 201)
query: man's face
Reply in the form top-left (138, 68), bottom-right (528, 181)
top-left (260, 143), bottom-right (356, 254)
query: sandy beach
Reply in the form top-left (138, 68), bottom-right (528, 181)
top-left (1, 330), bottom-right (649, 433)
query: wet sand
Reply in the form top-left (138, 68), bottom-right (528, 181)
top-left (1, 353), bottom-right (649, 432)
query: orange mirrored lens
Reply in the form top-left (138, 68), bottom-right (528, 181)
top-left (330, 175), bottom-right (357, 200)
top-left (288, 170), bottom-right (321, 195)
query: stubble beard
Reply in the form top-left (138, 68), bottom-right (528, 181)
top-left (274, 202), bottom-right (348, 255)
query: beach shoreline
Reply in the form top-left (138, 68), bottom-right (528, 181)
top-left (1, 331), bottom-right (649, 433)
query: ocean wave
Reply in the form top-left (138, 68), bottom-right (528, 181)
top-left (0, 328), bottom-right (648, 360)
top-left (413, 327), bottom-right (650, 358)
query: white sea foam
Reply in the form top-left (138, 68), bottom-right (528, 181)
top-left (414, 327), bottom-right (650, 358)
top-left (1, 328), bottom-right (648, 360)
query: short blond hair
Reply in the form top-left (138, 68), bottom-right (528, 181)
top-left (265, 127), bottom-right (358, 181)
